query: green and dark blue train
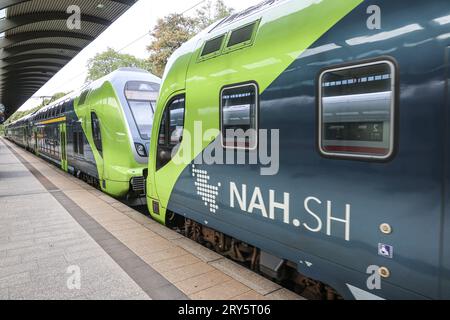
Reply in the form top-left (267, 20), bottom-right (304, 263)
top-left (145, 0), bottom-right (450, 299)
top-left (6, 68), bottom-right (160, 202)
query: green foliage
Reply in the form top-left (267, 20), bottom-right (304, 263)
top-left (0, 124), bottom-right (4, 136)
top-left (195, 0), bottom-right (235, 30)
top-left (86, 48), bottom-right (152, 81)
top-left (147, 13), bottom-right (198, 77)
top-left (47, 92), bottom-right (67, 103)
top-left (147, 0), bottom-right (234, 77)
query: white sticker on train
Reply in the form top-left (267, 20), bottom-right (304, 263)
top-left (229, 182), bottom-right (351, 241)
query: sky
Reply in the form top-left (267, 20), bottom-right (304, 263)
top-left (17, 0), bottom-right (260, 112)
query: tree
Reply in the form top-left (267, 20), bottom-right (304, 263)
top-left (46, 92), bottom-right (67, 104)
top-left (147, 14), bottom-right (197, 77)
top-left (86, 48), bottom-right (152, 81)
top-left (147, 0), bottom-right (234, 77)
top-left (195, 0), bottom-right (234, 30)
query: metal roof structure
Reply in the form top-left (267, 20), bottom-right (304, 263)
top-left (0, 0), bottom-right (137, 121)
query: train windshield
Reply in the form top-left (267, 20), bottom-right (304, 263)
top-left (125, 81), bottom-right (160, 140)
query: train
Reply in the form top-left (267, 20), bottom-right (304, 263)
top-left (5, 68), bottom-right (161, 203)
top-left (144, 0), bottom-right (450, 299)
top-left (4, 0), bottom-right (449, 301)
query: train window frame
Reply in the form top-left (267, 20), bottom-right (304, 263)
top-left (78, 131), bottom-right (84, 156)
top-left (156, 94), bottom-right (186, 171)
top-left (220, 82), bottom-right (259, 151)
top-left (317, 58), bottom-right (398, 161)
top-left (223, 20), bottom-right (260, 54)
top-left (73, 131), bottom-right (78, 154)
top-left (124, 81), bottom-right (158, 140)
top-left (91, 112), bottom-right (103, 156)
top-left (198, 34), bottom-right (226, 61)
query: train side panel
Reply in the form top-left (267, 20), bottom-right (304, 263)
top-left (148, 0), bottom-right (450, 299)
top-left (442, 46), bottom-right (450, 299)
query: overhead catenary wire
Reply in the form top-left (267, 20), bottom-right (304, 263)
top-left (32, 0), bottom-right (210, 100)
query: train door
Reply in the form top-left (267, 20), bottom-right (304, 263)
top-left (151, 95), bottom-right (185, 216)
top-left (33, 127), bottom-right (38, 155)
top-left (91, 111), bottom-right (104, 184)
top-left (60, 123), bottom-right (68, 172)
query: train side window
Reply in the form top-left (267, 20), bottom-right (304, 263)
top-left (199, 34), bottom-right (225, 60)
top-left (318, 60), bottom-right (396, 160)
top-left (91, 112), bottom-right (103, 155)
top-left (156, 95), bottom-right (185, 171)
top-left (220, 83), bottom-right (258, 149)
top-left (224, 20), bottom-right (259, 53)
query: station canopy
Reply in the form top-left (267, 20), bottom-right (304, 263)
top-left (0, 0), bottom-right (137, 120)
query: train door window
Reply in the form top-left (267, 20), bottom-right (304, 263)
top-left (318, 59), bottom-right (396, 160)
top-left (220, 83), bottom-right (258, 149)
top-left (73, 131), bottom-right (78, 154)
top-left (91, 112), bottom-right (103, 155)
top-left (78, 131), bottom-right (84, 155)
top-left (156, 95), bottom-right (185, 170)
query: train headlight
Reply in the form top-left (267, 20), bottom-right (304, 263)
top-left (135, 143), bottom-right (147, 157)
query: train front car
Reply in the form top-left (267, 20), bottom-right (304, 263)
top-left (146, 0), bottom-right (450, 299)
top-left (68, 68), bottom-right (161, 203)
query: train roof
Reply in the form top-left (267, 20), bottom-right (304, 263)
top-left (31, 68), bottom-right (161, 119)
top-left (163, 0), bottom-right (289, 76)
top-left (86, 67), bottom-right (161, 90)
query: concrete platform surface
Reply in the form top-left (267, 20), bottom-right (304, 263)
top-left (0, 137), bottom-right (303, 300)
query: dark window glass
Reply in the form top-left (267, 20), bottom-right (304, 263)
top-left (73, 131), bottom-right (78, 154)
top-left (78, 132), bottom-right (84, 155)
top-left (91, 112), bottom-right (103, 155)
top-left (227, 23), bottom-right (256, 47)
top-left (319, 61), bottom-right (395, 159)
top-left (156, 96), bottom-right (185, 170)
top-left (158, 111), bottom-right (167, 146)
top-left (221, 84), bottom-right (258, 149)
top-left (201, 35), bottom-right (225, 56)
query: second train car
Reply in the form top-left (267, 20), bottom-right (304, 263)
top-left (6, 68), bottom-right (160, 202)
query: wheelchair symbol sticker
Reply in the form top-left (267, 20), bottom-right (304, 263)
top-left (378, 243), bottom-right (393, 259)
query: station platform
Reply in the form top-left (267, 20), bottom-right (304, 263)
top-left (0, 137), bottom-right (302, 300)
